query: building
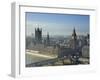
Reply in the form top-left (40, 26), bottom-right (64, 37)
top-left (46, 32), bottom-right (50, 46)
top-left (35, 28), bottom-right (42, 44)
top-left (82, 45), bottom-right (89, 58)
top-left (69, 28), bottom-right (78, 49)
top-left (58, 47), bottom-right (75, 58)
top-left (57, 28), bottom-right (78, 58)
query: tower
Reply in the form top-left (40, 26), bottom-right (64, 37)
top-left (35, 27), bottom-right (42, 44)
top-left (46, 32), bottom-right (50, 46)
top-left (72, 28), bottom-right (77, 40)
top-left (70, 28), bottom-right (78, 49)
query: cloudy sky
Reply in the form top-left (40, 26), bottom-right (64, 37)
top-left (25, 12), bottom-right (89, 37)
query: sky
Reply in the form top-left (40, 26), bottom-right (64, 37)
top-left (26, 12), bottom-right (89, 37)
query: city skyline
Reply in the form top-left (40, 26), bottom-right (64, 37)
top-left (26, 12), bottom-right (89, 36)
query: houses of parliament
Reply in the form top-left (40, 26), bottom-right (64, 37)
top-left (26, 27), bottom-right (89, 61)
top-left (34, 27), bottom-right (50, 46)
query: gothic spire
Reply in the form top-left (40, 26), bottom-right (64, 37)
top-left (72, 27), bottom-right (77, 40)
